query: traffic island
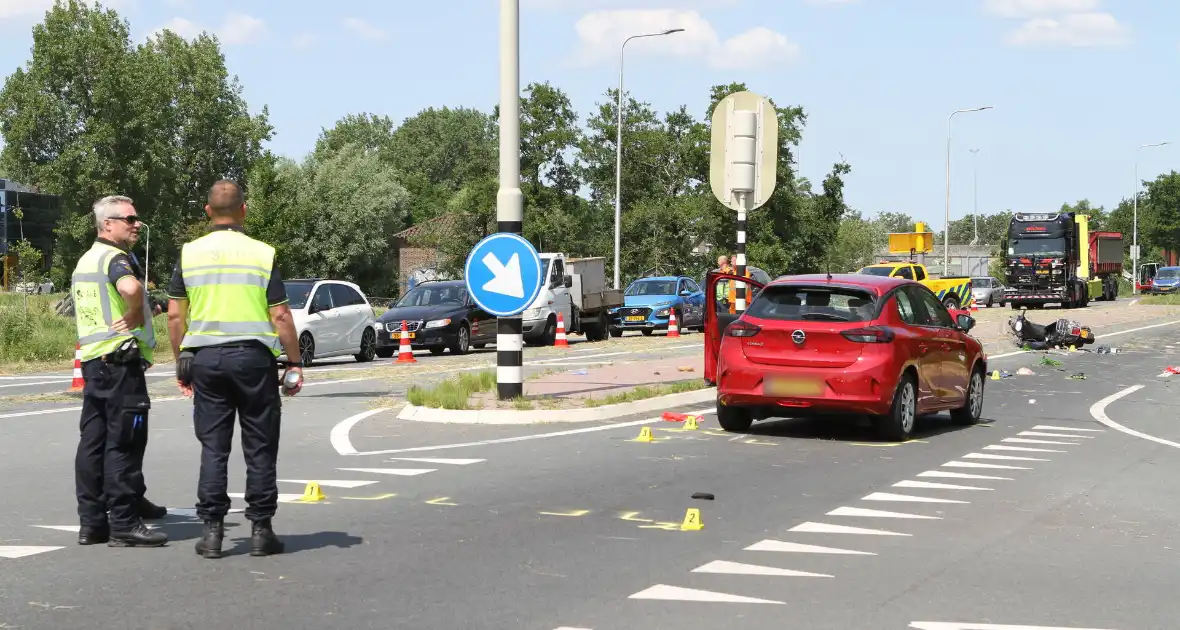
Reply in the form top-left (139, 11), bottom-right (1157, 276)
top-left (396, 355), bottom-right (714, 424)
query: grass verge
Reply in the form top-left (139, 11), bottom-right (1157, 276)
top-left (0, 292), bottom-right (173, 374)
top-left (405, 370), bottom-right (497, 410)
top-left (1135, 294), bottom-right (1180, 305)
top-left (582, 379), bottom-right (709, 408)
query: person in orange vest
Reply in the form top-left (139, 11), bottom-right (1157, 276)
top-left (725, 253), bottom-right (752, 314)
top-left (714, 255), bottom-right (733, 312)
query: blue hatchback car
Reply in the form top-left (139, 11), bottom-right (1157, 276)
top-left (1150, 266), bottom-right (1180, 294)
top-left (609, 276), bottom-right (706, 336)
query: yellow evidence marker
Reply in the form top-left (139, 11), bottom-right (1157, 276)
top-left (297, 482), bottom-right (325, 503)
top-left (680, 508), bottom-right (703, 531)
top-left (632, 426), bottom-right (655, 442)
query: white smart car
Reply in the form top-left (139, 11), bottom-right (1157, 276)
top-left (281, 278), bottom-right (378, 366)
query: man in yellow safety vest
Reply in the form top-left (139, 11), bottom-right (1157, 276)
top-left (167, 179), bottom-right (303, 559)
top-left (71, 195), bottom-right (169, 548)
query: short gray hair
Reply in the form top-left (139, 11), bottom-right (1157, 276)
top-left (93, 195), bottom-right (134, 230)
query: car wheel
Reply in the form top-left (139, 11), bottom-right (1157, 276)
top-left (450, 324), bottom-right (470, 355)
top-left (354, 327), bottom-right (377, 362)
top-left (376, 348), bottom-right (395, 359)
top-left (876, 373), bottom-right (916, 441)
top-left (609, 327), bottom-right (622, 338)
top-left (641, 329), bottom-right (654, 336)
top-left (951, 367), bottom-right (985, 426)
top-left (716, 401), bottom-right (753, 432)
top-left (299, 332), bottom-right (315, 367)
top-left (942, 296), bottom-right (959, 310)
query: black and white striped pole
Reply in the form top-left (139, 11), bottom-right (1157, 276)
top-left (709, 91), bottom-right (779, 310)
top-left (496, 0), bottom-right (523, 400)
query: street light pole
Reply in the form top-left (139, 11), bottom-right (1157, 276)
top-left (1132, 141), bottom-right (1170, 295)
top-left (496, 0), bottom-right (524, 400)
top-left (944, 106), bottom-right (993, 272)
top-left (969, 148), bottom-right (979, 246)
top-left (613, 27), bottom-right (684, 290)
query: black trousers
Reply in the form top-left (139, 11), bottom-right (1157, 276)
top-left (76, 357), bottom-right (151, 530)
top-left (190, 343), bottom-right (281, 522)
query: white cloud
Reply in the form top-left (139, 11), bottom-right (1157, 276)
top-left (526, 0), bottom-right (737, 9)
top-left (342, 17), bottom-right (387, 41)
top-left (572, 9), bottom-right (799, 70)
top-left (152, 12), bottom-right (267, 45)
top-left (1005, 11), bottom-right (1127, 46)
top-left (984, 0), bottom-right (1099, 18)
top-left (292, 33), bottom-right (318, 50)
top-left (0, 0), bottom-right (130, 22)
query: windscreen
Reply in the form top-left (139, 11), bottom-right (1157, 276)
top-left (1157, 268), bottom-right (1180, 279)
top-left (745, 285), bottom-right (877, 322)
top-left (1009, 238), bottom-right (1066, 257)
top-left (396, 285), bottom-right (467, 307)
top-left (857, 266), bottom-right (894, 276)
top-left (626, 280), bottom-right (677, 296)
top-left (285, 282), bottom-right (313, 309)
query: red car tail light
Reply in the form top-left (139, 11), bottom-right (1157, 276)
top-left (726, 321), bottom-right (761, 338)
top-left (840, 326), bottom-right (895, 343)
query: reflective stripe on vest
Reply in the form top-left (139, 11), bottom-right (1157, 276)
top-left (71, 242), bottom-right (155, 362)
top-left (178, 231), bottom-right (280, 355)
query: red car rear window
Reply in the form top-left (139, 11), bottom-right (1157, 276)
top-left (746, 286), bottom-right (877, 322)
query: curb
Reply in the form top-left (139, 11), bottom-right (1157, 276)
top-left (396, 387), bottom-right (717, 425)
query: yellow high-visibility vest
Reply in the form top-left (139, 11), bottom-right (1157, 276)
top-left (71, 241), bottom-right (156, 363)
top-left (178, 230), bottom-right (280, 356)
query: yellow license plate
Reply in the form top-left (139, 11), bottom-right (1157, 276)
top-left (625, 315), bottom-right (645, 322)
top-left (1036, 269), bottom-right (1049, 274)
top-left (391, 332), bottom-right (415, 339)
top-left (764, 377), bottom-right (824, 397)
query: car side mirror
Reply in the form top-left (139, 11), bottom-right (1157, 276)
top-left (563, 275), bottom-right (573, 289)
top-left (679, 289), bottom-right (691, 296)
top-left (956, 313), bottom-right (975, 332)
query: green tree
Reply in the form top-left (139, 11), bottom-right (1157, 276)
top-left (314, 113), bottom-right (395, 158)
top-left (0, 0), bottom-right (271, 286)
top-left (1143, 171), bottom-right (1180, 256)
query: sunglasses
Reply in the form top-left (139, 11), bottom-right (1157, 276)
top-left (108, 215), bottom-right (141, 225)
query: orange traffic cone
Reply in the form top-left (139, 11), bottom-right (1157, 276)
top-left (666, 310), bottom-right (680, 338)
top-left (69, 342), bottom-right (84, 391)
top-left (554, 313), bottom-right (569, 348)
top-left (395, 320), bottom-right (417, 364)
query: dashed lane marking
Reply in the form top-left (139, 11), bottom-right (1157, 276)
top-left (743, 539), bottom-right (876, 555)
top-left (1019, 431), bottom-right (1094, 439)
top-left (278, 479), bottom-right (378, 489)
top-left (386, 457), bottom-right (486, 465)
top-left (963, 452), bottom-right (1050, 462)
top-left (861, 492), bottom-right (968, 504)
top-left (1001, 437), bottom-right (1078, 446)
top-left (0, 546), bottom-right (65, 559)
top-left (690, 560), bottom-right (833, 578)
top-left (941, 461), bottom-right (1031, 470)
top-left (336, 467), bottom-right (436, 476)
top-left (1032, 424), bottom-right (1104, 432)
top-left (628, 584), bottom-right (785, 604)
top-left (788, 522), bottom-right (910, 536)
top-left (983, 445), bottom-right (1064, 453)
top-left (917, 470), bottom-right (1012, 480)
top-left (893, 480), bottom-right (993, 491)
top-left (827, 506), bottom-right (940, 519)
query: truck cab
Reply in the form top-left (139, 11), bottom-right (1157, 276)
top-left (857, 261), bottom-right (972, 309)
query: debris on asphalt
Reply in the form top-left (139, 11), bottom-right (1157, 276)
top-left (1068, 372), bottom-right (1086, 380)
top-left (1017, 367), bottom-right (1035, 376)
top-left (677, 366), bottom-right (695, 372)
top-left (691, 492), bottom-right (715, 501)
top-left (1029, 399), bottom-right (1036, 404)
top-left (1039, 356), bottom-right (1063, 367)
top-left (570, 369), bottom-right (588, 375)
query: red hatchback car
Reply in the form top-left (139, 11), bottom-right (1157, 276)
top-left (703, 272), bottom-right (987, 441)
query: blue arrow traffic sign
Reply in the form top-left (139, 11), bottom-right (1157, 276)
top-left (464, 232), bottom-right (545, 317)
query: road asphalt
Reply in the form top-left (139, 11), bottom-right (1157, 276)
top-left (1, 317), bottom-right (1179, 629)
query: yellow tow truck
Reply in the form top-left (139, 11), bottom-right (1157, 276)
top-left (856, 223), bottom-right (974, 310)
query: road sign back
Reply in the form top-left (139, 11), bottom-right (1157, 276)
top-left (464, 232), bottom-right (545, 317)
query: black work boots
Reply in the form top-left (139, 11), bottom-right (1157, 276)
top-left (194, 519), bottom-right (224, 558)
top-left (194, 518), bottom-right (284, 558)
top-left (108, 523), bottom-right (169, 547)
top-left (250, 519), bottom-right (285, 557)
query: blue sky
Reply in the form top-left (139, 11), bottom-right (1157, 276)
top-left (0, 0), bottom-right (1177, 231)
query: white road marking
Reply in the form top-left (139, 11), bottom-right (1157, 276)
top-left (229, 492), bottom-right (308, 503)
top-left (329, 408), bottom-right (389, 455)
top-left (942, 461), bottom-right (1031, 470)
top-left (918, 470), bottom-right (1013, 480)
top-left (628, 584), bottom-right (785, 604)
top-left (963, 452), bottom-right (1049, 462)
top-left (164, 507), bottom-right (244, 517)
top-left (344, 406), bottom-right (715, 456)
top-left (789, 522), bottom-right (910, 536)
top-left (983, 445), bottom-right (1064, 453)
top-left (1090, 384), bottom-right (1180, 448)
top-left (0, 379), bottom-right (72, 389)
top-left (386, 457), bottom-right (485, 465)
top-left (827, 506), bottom-right (941, 519)
top-left (910, 623), bottom-right (1117, 630)
top-left (1032, 425), bottom-right (1104, 432)
top-left (0, 545), bottom-right (64, 558)
top-left (34, 525), bottom-right (82, 533)
top-left (893, 480), bottom-right (992, 491)
top-left (987, 318), bottom-right (1180, 359)
top-left (691, 560), bottom-right (833, 577)
top-left (337, 467), bottom-right (435, 476)
top-left (744, 539), bottom-right (875, 555)
top-left (861, 492), bottom-right (967, 504)
top-left (1020, 431), bottom-right (1094, 439)
top-left (1001, 437), bottom-right (1078, 445)
top-left (278, 479), bottom-right (378, 489)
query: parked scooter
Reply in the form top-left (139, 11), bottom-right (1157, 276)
top-left (1007, 307), bottom-right (1095, 350)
